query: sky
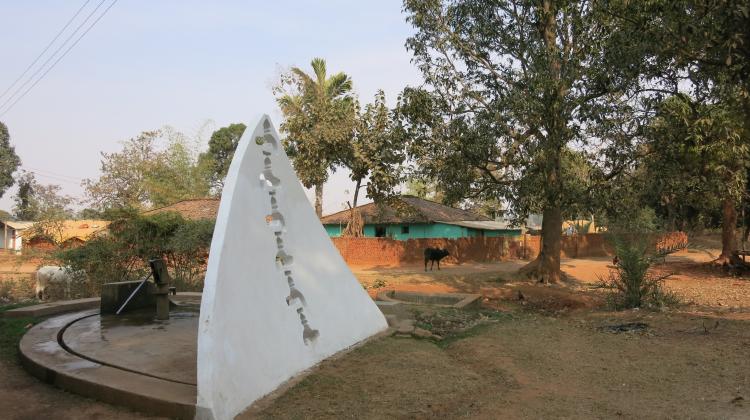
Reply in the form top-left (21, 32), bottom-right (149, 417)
top-left (0, 0), bottom-right (423, 216)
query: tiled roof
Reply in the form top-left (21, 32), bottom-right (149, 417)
top-left (3, 220), bottom-right (34, 230)
top-left (20, 219), bottom-right (110, 242)
top-left (142, 198), bottom-right (221, 220)
top-left (320, 195), bottom-right (491, 225)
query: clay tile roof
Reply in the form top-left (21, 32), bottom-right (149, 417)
top-left (320, 195), bottom-right (491, 225)
top-left (142, 198), bottom-right (221, 221)
top-left (20, 219), bottom-right (110, 242)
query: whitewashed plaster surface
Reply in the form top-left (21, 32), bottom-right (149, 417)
top-left (196, 115), bottom-right (388, 420)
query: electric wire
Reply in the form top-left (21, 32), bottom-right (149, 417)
top-left (0, 0), bottom-right (92, 102)
top-left (0, 0), bottom-right (118, 117)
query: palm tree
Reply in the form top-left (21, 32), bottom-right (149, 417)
top-left (277, 58), bottom-right (355, 218)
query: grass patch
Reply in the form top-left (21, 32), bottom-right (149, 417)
top-left (0, 302), bottom-right (38, 362)
top-left (0, 317), bottom-right (37, 361)
top-left (0, 301), bottom-right (38, 313)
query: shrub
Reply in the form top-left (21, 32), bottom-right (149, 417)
top-left (598, 235), bottom-right (681, 309)
top-left (57, 212), bottom-right (214, 295)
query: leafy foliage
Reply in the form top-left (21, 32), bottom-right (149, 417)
top-left (197, 123), bottom-right (247, 192)
top-left (399, 1), bottom-right (647, 281)
top-left (599, 236), bottom-right (682, 310)
top-left (274, 58), bottom-right (356, 216)
top-left (345, 91), bottom-right (405, 207)
top-left (12, 171), bottom-right (73, 222)
top-left (613, 0), bottom-right (750, 255)
top-left (57, 212), bottom-right (214, 294)
top-left (0, 121), bottom-right (20, 199)
top-left (641, 94), bottom-right (747, 230)
top-left (83, 128), bottom-right (210, 210)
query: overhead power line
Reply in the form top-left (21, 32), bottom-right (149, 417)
top-left (23, 166), bottom-right (83, 182)
top-left (25, 171), bottom-right (82, 186)
top-left (0, 0), bottom-right (118, 117)
top-left (0, 0), bottom-right (108, 114)
top-left (0, 0), bottom-right (92, 102)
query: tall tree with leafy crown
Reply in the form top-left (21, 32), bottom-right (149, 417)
top-left (400, 0), bottom-right (647, 282)
top-left (613, 0), bottom-right (750, 264)
top-left (0, 121), bottom-right (20, 198)
top-left (274, 58), bottom-right (357, 217)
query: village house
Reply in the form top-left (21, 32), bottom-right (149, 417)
top-left (23, 219), bottom-right (111, 251)
top-left (320, 195), bottom-right (521, 240)
top-left (0, 220), bottom-right (34, 253)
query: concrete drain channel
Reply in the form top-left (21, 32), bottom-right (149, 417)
top-left (376, 290), bottom-right (481, 308)
top-left (375, 290), bottom-right (482, 338)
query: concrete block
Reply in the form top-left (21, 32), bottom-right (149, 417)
top-left (100, 280), bottom-right (156, 315)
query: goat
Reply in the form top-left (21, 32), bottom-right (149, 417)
top-left (424, 247), bottom-right (450, 271)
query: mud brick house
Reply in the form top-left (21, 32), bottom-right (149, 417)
top-left (321, 195), bottom-right (521, 240)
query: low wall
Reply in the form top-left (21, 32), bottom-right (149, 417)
top-left (332, 235), bottom-right (539, 266)
top-left (331, 232), bottom-right (687, 266)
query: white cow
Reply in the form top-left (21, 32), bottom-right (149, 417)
top-left (35, 266), bottom-right (86, 300)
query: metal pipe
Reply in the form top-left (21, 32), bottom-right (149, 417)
top-left (115, 272), bottom-right (152, 315)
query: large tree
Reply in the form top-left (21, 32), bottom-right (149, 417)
top-left (0, 121), bottom-right (20, 198)
top-left (197, 123), bottom-right (247, 192)
top-left (343, 91), bottom-right (405, 208)
top-left (275, 58), bottom-right (356, 217)
top-left (12, 171), bottom-right (73, 222)
top-left (400, 0), bottom-right (645, 282)
top-left (615, 0), bottom-right (750, 263)
top-left (641, 94), bottom-right (746, 260)
top-left (83, 128), bottom-right (210, 210)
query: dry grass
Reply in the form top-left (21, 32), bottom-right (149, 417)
top-left (253, 308), bottom-right (750, 419)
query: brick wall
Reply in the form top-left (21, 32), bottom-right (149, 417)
top-left (331, 232), bottom-right (686, 266)
top-left (332, 235), bottom-right (539, 266)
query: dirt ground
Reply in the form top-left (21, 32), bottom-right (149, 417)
top-left (0, 358), bottom-right (165, 420)
top-left (254, 248), bottom-right (750, 419)
top-left (355, 248), bottom-right (750, 312)
top-left (255, 311), bottom-right (750, 419)
top-left (2, 247), bottom-right (750, 419)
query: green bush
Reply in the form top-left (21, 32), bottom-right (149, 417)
top-left (598, 235), bottom-right (681, 309)
top-left (57, 212), bottom-right (214, 295)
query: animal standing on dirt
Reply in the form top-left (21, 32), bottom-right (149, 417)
top-left (35, 266), bottom-right (85, 300)
top-left (424, 248), bottom-right (450, 271)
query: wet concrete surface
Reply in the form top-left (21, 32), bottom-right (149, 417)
top-left (61, 305), bottom-right (199, 385)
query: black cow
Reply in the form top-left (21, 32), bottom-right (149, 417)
top-left (424, 247), bottom-right (450, 271)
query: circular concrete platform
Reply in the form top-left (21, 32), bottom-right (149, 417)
top-left (19, 295), bottom-right (201, 419)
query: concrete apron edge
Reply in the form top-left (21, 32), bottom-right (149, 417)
top-left (19, 309), bottom-right (196, 419)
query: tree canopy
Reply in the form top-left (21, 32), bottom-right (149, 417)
top-left (0, 121), bottom-right (20, 198)
top-left (343, 90), bottom-right (405, 208)
top-left (197, 123), bottom-right (247, 192)
top-left (275, 57), bottom-right (357, 217)
top-left (400, 0), bottom-right (646, 282)
top-left (83, 128), bottom-right (210, 210)
top-left (12, 171), bottom-right (73, 222)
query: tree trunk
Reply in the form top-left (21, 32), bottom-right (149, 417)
top-left (518, 0), bottom-right (565, 283)
top-left (352, 178), bottom-right (362, 209)
top-left (314, 183), bottom-right (323, 218)
top-left (520, 205), bottom-right (563, 283)
top-left (716, 197), bottom-right (738, 265)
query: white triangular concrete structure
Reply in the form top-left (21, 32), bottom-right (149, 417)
top-left (196, 115), bottom-right (388, 420)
